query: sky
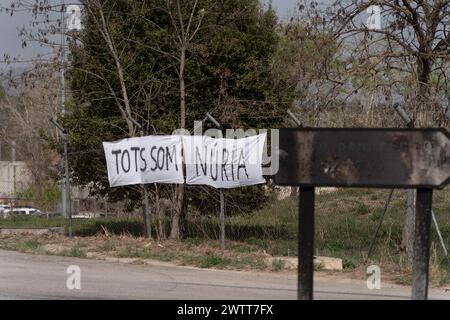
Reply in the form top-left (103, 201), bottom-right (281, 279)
top-left (0, 0), bottom-right (299, 66)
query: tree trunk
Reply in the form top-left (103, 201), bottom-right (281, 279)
top-left (158, 202), bottom-right (164, 241)
top-left (170, 184), bottom-right (185, 240)
top-left (170, 46), bottom-right (187, 240)
top-left (415, 55), bottom-right (431, 126)
top-left (402, 190), bottom-right (415, 265)
top-left (141, 200), bottom-right (149, 238)
top-left (180, 47), bottom-right (186, 129)
top-left (400, 54), bottom-right (431, 262)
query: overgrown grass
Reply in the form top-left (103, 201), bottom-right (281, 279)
top-left (61, 245), bottom-right (87, 258)
top-left (197, 254), bottom-right (231, 268)
top-left (97, 240), bottom-right (116, 252)
top-left (1, 188), bottom-right (448, 277)
top-left (0, 216), bottom-right (66, 228)
top-left (271, 258), bottom-right (286, 271)
top-left (17, 238), bottom-right (41, 251)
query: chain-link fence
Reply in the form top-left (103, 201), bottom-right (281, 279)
top-left (1, 157), bottom-right (448, 261)
top-left (311, 187), bottom-right (450, 268)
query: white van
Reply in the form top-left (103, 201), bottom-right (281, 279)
top-left (4, 207), bottom-right (43, 216)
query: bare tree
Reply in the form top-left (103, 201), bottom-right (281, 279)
top-left (10, 0), bottom-right (209, 239)
top-left (84, 0), bottom-right (207, 239)
top-left (164, 0), bottom-right (205, 239)
top-left (0, 61), bottom-right (61, 188)
top-left (328, 0), bottom-right (449, 126)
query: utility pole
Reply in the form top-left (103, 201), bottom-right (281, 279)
top-left (50, 118), bottom-right (72, 237)
top-left (60, 0), bottom-right (67, 219)
top-left (206, 112), bottom-right (225, 251)
top-left (11, 141), bottom-right (16, 196)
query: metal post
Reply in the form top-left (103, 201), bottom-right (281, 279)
top-left (220, 189), bottom-right (225, 250)
top-left (298, 186), bottom-right (315, 300)
top-left (431, 210), bottom-right (450, 267)
top-left (59, 0), bottom-right (68, 117)
top-left (366, 189), bottom-right (394, 262)
top-left (206, 112), bottom-right (226, 250)
top-left (139, 125), bottom-right (151, 239)
top-left (286, 109), bottom-right (302, 198)
top-left (206, 112), bottom-right (221, 129)
top-left (393, 103), bottom-right (413, 128)
top-left (286, 109), bottom-right (303, 127)
top-left (50, 118), bottom-right (72, 237)
top-left (63, 132), bottom-right (72, 237)
top-left (406, 190), bottom-right (415, 264)
top-left (11, 141), bottom-right (16, 162)
top-left (61, 169), bottom-right (67, 218)
top-left (412, 188), bottom-right (432, 300)
top-left (60, 0), bottom-right (67, 219)
top-left (11, 141), bottom-right (16, 195)
top-left (143, 183), bottom-right (151, 239)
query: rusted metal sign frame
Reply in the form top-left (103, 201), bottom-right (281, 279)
top-left (274, 127), bottom-right (450, 189)
top-left (274, 127), bottom-right (450, 301)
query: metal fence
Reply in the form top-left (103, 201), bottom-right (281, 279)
top-left (311, 187), bottom-right (450, 263)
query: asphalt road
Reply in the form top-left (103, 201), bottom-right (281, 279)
top-left (0, 250), bottom-right (448, 300)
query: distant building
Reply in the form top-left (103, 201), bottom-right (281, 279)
top-left (0, 161), bottom-right (32, 198)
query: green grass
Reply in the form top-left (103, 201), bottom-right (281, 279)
top-left (61, 246), bottom-right (87, 258)
top-left (180, 253), bottom-right (266, 270)
top-left (0, 216), bottom-right (145, 237)
top-left (1, 187), bottom-right (448, 276)
top-left (197, 254), bottom-right (231, 268)
top-left (356, 203), bottom-right (370, 215)
top-left (97, 240), bottom-right (116, 252)
top-left (17, 238), bottom-right (41, 251)
top-left (271, 258), bottom-right (286, 271)
top-left (211, 188), bottom-right (449, 272)
top-left (0, 216), bottom-right (66, 228)
top-left (116, 244), bottom-right (176, 262)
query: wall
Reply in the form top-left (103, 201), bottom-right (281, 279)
top-left (0, 161), bottom-right (32, 197)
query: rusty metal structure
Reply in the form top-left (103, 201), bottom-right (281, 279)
top-left (275, 128), bottom-right (450, 189)
top-left (274, 127), bottom-right (450, 300)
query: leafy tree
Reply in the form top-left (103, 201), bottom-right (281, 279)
top-left (64, 0), bottom-right (289, 238)
top-left (17, 182), bottom-right (61, 216)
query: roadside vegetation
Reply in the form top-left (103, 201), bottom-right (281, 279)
top-left (1, 188), bottom-right (449, 286)
top-left (1, 2), bottom-right (448, 286)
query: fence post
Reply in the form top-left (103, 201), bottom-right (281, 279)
top-left (412, 188), bottom-right (433, 300)
top-left (298, 186), bottom-right (315, 300)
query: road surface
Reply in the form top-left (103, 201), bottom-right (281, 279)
top-left (0, 250), bottom-right (448, 300)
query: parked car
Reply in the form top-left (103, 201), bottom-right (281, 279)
top-left (4, 207), bottom-right (43, 216)
top-left (0, 204), bottom-right (11, 218)
top-left (0, 204), bottom-right (11, 211)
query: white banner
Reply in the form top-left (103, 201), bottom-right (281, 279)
top-left (182, 133), bottom-right (266, 188)
top-left (103, 135), bottom-right (184, 187)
